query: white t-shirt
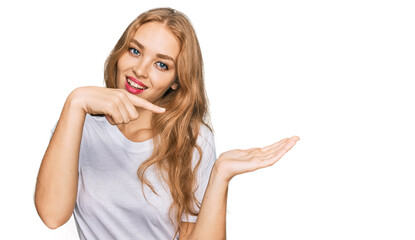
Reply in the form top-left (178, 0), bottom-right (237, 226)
top-left (52, 114), bottom-right (216, 240)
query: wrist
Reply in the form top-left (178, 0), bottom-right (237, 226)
top-left (211, 161), bottom-right (232, 185)
top-left (66, 87), bottom-right (87, 116)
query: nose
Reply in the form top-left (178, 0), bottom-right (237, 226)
top-left (132, 58), bottom-right (150, 79)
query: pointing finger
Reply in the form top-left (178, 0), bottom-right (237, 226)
top-left (126, 93), bottom-right (165, 113)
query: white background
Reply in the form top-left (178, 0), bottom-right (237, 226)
top-left (1, 0), bottom-right (414, 239)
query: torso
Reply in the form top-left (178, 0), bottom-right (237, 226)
top-left (72, 114), bottom-right (217, 240)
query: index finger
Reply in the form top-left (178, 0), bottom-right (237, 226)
top-left (263, 136), bottom-right (300, 150)
top-left (260, 139), bottom-right (299, 168)
top-left (126, 94), bottom-right (166, 113)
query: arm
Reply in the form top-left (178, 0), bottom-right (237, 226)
top-left (34, 86), bottom-right (164, 229)
top-left (34, 90), bottom-right (86, 229)
top-left (185, 165), bottom-right (228, 239)
top-left (184, 136), bottom-right (300, 240)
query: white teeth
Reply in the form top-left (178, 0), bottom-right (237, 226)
top-left (127, 79), bottom-right (146, 90)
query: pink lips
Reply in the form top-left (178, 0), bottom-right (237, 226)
top-left (125, 76), bottom-right (147, 94)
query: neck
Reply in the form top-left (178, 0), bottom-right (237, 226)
top-left (117, 108), bottom-right (154, 142)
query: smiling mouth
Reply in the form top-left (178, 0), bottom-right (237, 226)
top-left (126, 77), bottom-right (148, 90)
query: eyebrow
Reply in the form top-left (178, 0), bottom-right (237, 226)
top-left (130, 39), bottom-right (176, 64)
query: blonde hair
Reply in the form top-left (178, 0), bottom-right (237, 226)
top-left (104, 8), bottom-right (210, 238)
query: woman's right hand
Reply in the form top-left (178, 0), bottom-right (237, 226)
top-left (35, 86), bottom-right (165, 229)
top-left (69, 86), bottom-right (165, 125)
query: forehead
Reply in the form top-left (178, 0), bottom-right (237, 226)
top-left (132, 22), bottom-right (180, 60)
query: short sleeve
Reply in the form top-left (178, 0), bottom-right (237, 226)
top-left (181, 124), bottom-right (216, 222)
top-left (50, 121), bottom-right (58, 139)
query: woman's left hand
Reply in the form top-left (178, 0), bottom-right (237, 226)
top-left (214, 136), bottom-right (300, 182)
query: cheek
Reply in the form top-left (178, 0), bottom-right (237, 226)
top-left (117, 56), bottom-right (129, 72)
top-left (116, 57), bottom-right (132, 84)
top-left (151, 71), bottom-right (176, 90)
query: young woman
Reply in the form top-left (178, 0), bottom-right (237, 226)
top-left (35, 7), bottom-right (299, 240)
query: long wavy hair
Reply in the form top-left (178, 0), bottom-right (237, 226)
top-left (104, 8), bottom-right (210, 238)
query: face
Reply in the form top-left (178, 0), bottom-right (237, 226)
top-left (117, 21), bottom-right (180, 103)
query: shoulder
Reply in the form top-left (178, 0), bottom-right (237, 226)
top-left (196, 123), bottom-right (215, 152)
top-left (81, 114), bottom-right (113, 138)
top-left (51, 114), bottom-right (106, 136)
top-left (194, 123), bottom-right (216, 180)
top-left (86, 114), bottom-right (107, 123)
top-left (194, 123), bottom-right (216, 171)
top-left (84, 114), bottom-right (109, 129)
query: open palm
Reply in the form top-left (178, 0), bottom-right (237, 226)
top-left (216, 136), bottom-right (300, 182)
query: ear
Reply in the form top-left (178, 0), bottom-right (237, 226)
top-left (171, 82), bottom-right (179, 90)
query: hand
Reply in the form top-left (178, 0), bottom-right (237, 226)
top-left (68, 86), bottom-right (165, 125)
top-left (214, 136), bottom-right (300, 182)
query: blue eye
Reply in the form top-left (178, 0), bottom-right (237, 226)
top-left (129, 48), bottom-right (140, 56)
top-left (157, 62), bottom-right (168, 70)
